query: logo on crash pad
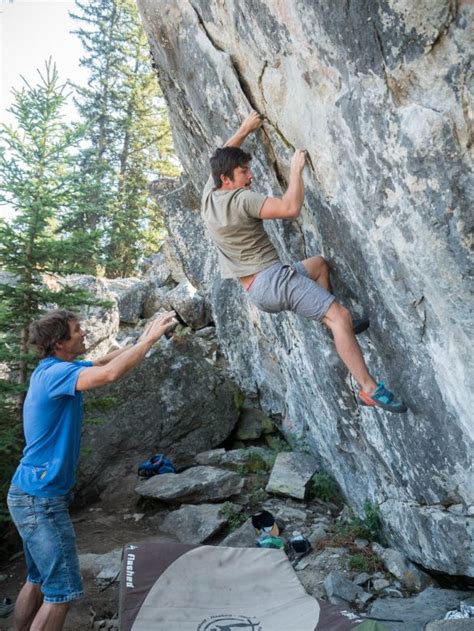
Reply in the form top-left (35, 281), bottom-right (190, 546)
top-left (197, 614), bottom-right (262, 631)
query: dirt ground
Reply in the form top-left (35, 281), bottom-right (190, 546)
top-left (0, 501), bottom-right (176, 630)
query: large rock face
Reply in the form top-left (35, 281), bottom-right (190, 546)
top-left (77, 335), bottom-right (240, 502)
top-left (137, 0), bottom-right (473, 575)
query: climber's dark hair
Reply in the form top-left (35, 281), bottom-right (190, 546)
top-left (210, 146), bottom-right (252, 188)
top-left (29, 310), bottom-right (78, 358)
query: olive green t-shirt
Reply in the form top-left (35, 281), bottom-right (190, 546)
top-left (201, 176), bottom-right (280, 279)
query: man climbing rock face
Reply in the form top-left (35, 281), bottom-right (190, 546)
top-left (201, 111), bottom-right (406, 414)
top-left (7, 309), bottom-right (177, 631)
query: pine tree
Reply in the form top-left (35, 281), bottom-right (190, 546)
top-left (0, 61), bottom-right (96, 521)
top-left (71, 0), bottom-right (179, 277)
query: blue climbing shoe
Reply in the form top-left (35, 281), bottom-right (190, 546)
top-left (359, 382), bottom-right (408, 414)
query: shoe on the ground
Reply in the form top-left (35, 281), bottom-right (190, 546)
top-left (353, 317), bottom-right (370, 335)
top-left (359, 382), bottom-right (408, 414)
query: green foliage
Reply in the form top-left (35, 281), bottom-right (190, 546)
top-left (70, 0), bottom-right (180, 277)
top-left (336, 501), bottom-right (384, 543)
top-left (84, 396), bottom-right (118, 414)
top-left (347, 552), bottom-right (384, 573)
top-left (307, 473), bottom-right (341, 503)
top-left (232, 388), bottom-right (246, 411)
top-left (0, 61), bottom-right (99, 528)
top-left (220, 502), bottom-right (248, 532)
top-left (247, 487), bottom-right (268, 506)
top-left (266, 434), bottom-right (292, 453)
top-left (83, 396), bottom-right (118, 426)
top-left (237, 450), bottom-right (273, 476)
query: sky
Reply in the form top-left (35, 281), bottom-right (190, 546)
top-left (1, 0), bottom-right (87, 217)
top-left (1, 0), bottom-right (86, 125)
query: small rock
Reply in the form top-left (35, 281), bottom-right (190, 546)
top-left (353, 572), bottom-right (371, 586)
top-left (220, 518), bottom-right (256, 547)
top-left (324, 570), bottom-right (368, 605)
top-left (195, 448), bottom-right (226, 466)
top-left (447, 504), bottom-right (464, 515)
top-left (426, 621), bottom-right (474, 630)
top-left (0, 574), bottom-right (7, 582)
top-left (236, 407), bottom-right (273, 440)
top-left (356, 591), bottom-right (374, 605)
top-left (354, 538), bottom-right (369, 549)
top-left (166, 281), bottom-right (210, 329)
top-left (382, 587), bottom-right (404, 598)
top-left (266, 451), bottom-right (318, 500)
top-left (161, 503), bottom-right (231, 544)
top-left (372, 544), bottom-right (431, 591)
top-left (369, 587), bottom-right (471, 631)
top-left (103, 278), bottom-right (149, 324)
top-left (79, 549), bottom-right (122, 581)
top-left (195, 326), bottom-right (216, 339)
top-left (142, 286), bottom-right (172, 319)
top-left (373, 578), bottom-right (390, 591)
top-left (309, 524), bottom-right (328, 545)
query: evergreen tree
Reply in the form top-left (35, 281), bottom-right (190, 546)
top-left (0, 61), bottom-right (96, 521)
top-left (71, 0), bottom-right (179, 277)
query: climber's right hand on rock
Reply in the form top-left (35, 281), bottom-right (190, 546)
top-left (291, 149), bottom-right (307, 173)
top-left (240, 110), bottom-right (263, 135)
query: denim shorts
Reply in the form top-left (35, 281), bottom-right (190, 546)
top-left (7, 485), bottom-right (83, 603)
top-left (248, 261), bottom-right (335, 321)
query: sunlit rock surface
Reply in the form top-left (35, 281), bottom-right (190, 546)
top-left (137, 0), bottom-right (473, 575)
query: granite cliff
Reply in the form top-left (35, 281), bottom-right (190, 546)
top-left (136, 0), bottom-right (473, 575)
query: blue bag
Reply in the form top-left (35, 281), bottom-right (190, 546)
top-left (137, 454), bottom-right (176, 478)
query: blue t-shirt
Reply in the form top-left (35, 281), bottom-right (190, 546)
top-left (12, 356), bottom-right (93, 497)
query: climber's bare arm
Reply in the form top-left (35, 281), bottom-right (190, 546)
top-left (224, 111), bottom-right (263, 148)
top-left (259, 150), bottom-right (306, 220)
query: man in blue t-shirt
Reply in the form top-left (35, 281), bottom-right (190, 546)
top-left (7, 309), bottom-right (176, 630)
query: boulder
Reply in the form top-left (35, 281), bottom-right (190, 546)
top-left (160, 503), bottom-right (232, 543)
top-left (138, 0), bottom-right (474, 576)
top-left (369, 588), bottom-right (472, 631)
top-left (142, 286), bottom-right (172, 319)
top-left (220, 518), bottom-right (256, 548)
top-left (135, 466), bottom-right (244, 504)
top-left (372, 543), bottom-right (431, 591)
top-left (266, 452), bottom-right (318, 500)
top-left (142, 251), bottom-right (172, 287)
top-left (62, 274), bottom-right (120, 360)
top-left (195, 447), bottom-right (274, 471)
top-left (77, 336), bottom-right (240, 502)
top-left (323, 570), bottom-right (368, 605)
top-left (166, 281), bottom-right (210, 329)
top-left (102, 277), bottom-right (150, 324)
top-left (426, 622), bottom-right (474, 630)
top-left (235, 407), bottom-right (274, 440)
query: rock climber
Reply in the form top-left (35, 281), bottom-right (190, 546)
top-left (201, 111), bottom-right (406, 414)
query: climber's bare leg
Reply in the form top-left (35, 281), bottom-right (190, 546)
top-left (302, 256), bottom-right (332, 292)
top-left (322, 302), bottom-right (376, 393)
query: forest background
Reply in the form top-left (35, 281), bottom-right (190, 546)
top-left (0, 0), bottom-right (179, 533)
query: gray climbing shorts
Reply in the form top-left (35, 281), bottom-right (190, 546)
top-left (247, 261), bottom-right (335, 322)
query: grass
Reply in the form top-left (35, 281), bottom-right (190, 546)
top-left (319, 500), bottom-right (385, 552)
top-left (347, 551), bottom-right (384, 573)
top-left (306, 473), bottom-right (341, 503)
top-left (237, 450), bottom-right (275, 476)
top-left (220, 502), bottom-right (248, 532)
